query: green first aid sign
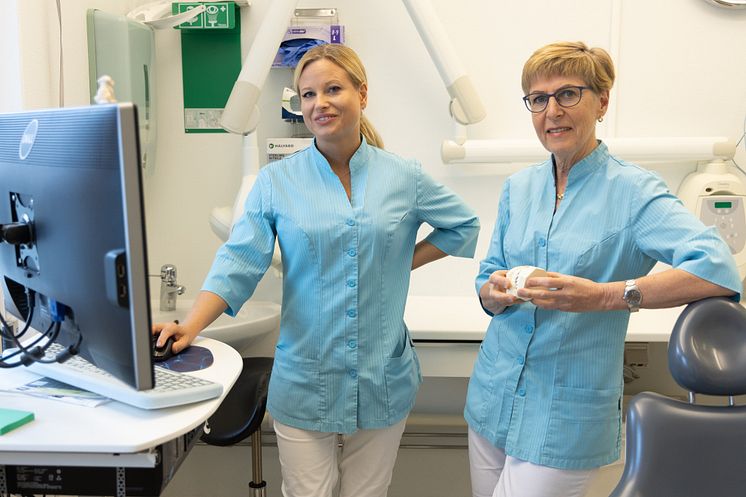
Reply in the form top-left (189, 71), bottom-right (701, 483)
top-left (173, 2), bottom-right (236, 29)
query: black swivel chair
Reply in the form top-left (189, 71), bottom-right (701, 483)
top-left (201, 357), bottom-right (274, 497)
top-left (609, 297), bottom-right (746, 497)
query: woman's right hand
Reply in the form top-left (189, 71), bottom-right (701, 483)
top-left (479, 270), bottom-right (521, 315)
top-left (152, 320), bottom-right (200, 354)
top-left (151, 291), bottom-right (230, 354)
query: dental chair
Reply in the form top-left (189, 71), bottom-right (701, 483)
top-left (609, 297), bottom-right (746, 497)
top-left (201, 357), bottom-right (274, 497)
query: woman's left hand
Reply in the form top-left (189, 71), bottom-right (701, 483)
top-left (517, 272), bottom-right (606, 313)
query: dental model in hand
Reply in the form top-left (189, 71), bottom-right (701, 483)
top-left (506, 266), bottom-right (547, 301)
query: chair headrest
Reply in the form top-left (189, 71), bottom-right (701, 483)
top-left (669, 297), bottom-right (746, 396)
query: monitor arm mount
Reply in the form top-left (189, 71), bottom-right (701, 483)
top-left (0, 222), bottom-right (34, 246)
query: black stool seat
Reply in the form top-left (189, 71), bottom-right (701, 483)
top-left (201, 357), bottom-right (274, 496)
top-left (202, 357), bottom-right (273, 445)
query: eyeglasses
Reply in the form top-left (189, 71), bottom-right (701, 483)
top-left (522, 86), bottom-right (591, 113)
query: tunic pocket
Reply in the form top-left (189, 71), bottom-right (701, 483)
top-left (542, 385), bottom-right (621, 463)
top-left (384, 340), bottom-right (422, 419)
top-left (268, 348), bottom-right (323, 421)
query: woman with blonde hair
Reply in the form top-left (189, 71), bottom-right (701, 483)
top-left (154, 43), bottom-right (480, 497)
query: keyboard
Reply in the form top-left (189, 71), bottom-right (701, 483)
top-left (22, 343), bottom-right (223, 410)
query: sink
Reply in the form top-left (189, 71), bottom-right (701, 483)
top-left (151, 299), bottom-right (280, 353)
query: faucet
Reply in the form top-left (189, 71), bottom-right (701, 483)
top-left (159, 264), bottom-right (186, 312)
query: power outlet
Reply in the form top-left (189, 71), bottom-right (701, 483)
top-left (624, 342), bottom-right (649, 368)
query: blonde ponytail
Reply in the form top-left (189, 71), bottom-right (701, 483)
top-left (360, 114), bottom-right (384, 149)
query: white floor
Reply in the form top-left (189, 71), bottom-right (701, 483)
top-left (162, 442), bottom-right (471, 497)
top-left (161, 435), bottom-right (622, 497)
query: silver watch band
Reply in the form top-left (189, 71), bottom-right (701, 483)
top-left (623, 279), bottom-right (642, 312)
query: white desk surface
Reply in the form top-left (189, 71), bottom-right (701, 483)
top-left (404, 295), bottom-right (686, 342)
top-left (0, 337), bottom-right (242, 461)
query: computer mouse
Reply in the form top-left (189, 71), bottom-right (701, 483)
top-left (152, 333), bottom-right (176, 362)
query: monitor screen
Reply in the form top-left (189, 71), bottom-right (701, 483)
top-left (0, 103), bottom-right (153, 390)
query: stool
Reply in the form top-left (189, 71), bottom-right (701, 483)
top-left (201, 357), bottom-right (274, 497)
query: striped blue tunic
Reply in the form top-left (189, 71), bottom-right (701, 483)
top-left (203, 139), bottom-right (480, 433)
top-left (465, 142), bottom-right (741, 469)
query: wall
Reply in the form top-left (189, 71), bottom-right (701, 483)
top-left (0, 1), bottom-right (22, 113)
top-left (6, 0), bottom-right (746, 302)
top-left (147, 0), bottom-right (746, 299)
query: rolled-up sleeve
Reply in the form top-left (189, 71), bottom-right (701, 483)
top-left (632, 173), bottom-right (742, 300)
top-left (202, 172), bottom-right (277, 315)
top-left (416, 163), bottom-right (480, 258)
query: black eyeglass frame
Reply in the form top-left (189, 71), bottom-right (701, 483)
top-left (522, 85), bottom-right (591, 113)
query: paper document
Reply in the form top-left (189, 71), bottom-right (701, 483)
top-left (6, 377), bottom-right (110, 407)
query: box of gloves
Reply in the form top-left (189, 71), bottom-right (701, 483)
top-left (272, 25), bottom-right (345, 68)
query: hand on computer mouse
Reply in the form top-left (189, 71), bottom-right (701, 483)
top-left (152, 318), bottom-right (201, 356)
top-left (152, 332), bottom-right (176, 362)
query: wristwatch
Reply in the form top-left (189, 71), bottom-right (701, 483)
top-left (623, 279), bottom-right (642, 312)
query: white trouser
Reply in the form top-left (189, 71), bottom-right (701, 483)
top-left (468, 428), bottom-right (597, 497)
top-left (273, 418), bottom-right (407, 497)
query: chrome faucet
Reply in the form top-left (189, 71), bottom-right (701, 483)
top-left (159, 264), bottom-right (185, 312)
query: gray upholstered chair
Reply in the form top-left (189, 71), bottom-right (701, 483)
top-left (609, 297), bottom-right (746, 497)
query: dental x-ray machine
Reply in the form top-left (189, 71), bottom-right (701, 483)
top-left (208, 0), bottom-right (485, 252)
top-left (220, 0), bottom-right (485, 135)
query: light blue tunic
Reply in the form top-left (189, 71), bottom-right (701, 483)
top-left (203, 139), bottom-right (480, 433)
top-left (465, 142), bottom-right (741, 469)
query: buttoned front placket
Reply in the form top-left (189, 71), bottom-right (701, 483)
top-left (340, 146), bottom-right (369, 427)
top-left (505, 193), bottom-right (554, 447)
top-left (343, 212), bottom-right (360, 422)
top-left (504, 313), bottom-right (536, 449)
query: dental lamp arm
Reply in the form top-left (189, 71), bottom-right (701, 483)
top-left (220, 0), bottom-right (485, 134)
top-left (220, 0), bottom-right (298, 134)
top-left (401, 0), bottom-right (485, 125)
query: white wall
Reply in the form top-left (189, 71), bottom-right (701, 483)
top-left (8, 0), bottom-right (746, 302)
top-left (0, 1), bottom-right (22, 113)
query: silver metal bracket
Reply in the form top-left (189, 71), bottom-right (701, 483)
top-left (294, 8), bottom-right (337, 19)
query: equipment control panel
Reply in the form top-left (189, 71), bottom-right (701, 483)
top-left (698, 195), bottom-right (746, 255)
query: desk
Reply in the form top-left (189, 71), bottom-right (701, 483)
top-left (405, 296), bottom-right (686, 377)
top-left (0, 337), bottom-right (242, 496)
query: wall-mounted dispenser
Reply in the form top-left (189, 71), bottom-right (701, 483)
top-left (87, 9), bottom-right (156, 170)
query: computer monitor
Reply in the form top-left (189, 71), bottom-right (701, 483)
top-left (0, 103), bottom-right (154, 390)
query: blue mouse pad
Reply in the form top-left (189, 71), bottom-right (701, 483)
top-left (157, 345), bottom-right (214, 372)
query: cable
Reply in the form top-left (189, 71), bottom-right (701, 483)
top-left (0, 320), bottom-right (55, 365)
top-left (0, 293), bottom-right (39, 368)
top-left (0, 308), bottom-right (37, 369)
top-left (730, 157), bottom-right (746, 176)
top-left (0, 291), bottom-right (81, 368)
top-left (731, 110), bottom-right (746, 176)
top-left (0, 290), bottom-right (76, 367)
top-left (55, 0), bottom-right (64, 106)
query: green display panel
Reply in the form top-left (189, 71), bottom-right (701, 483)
top-left (173, 2), bottom-right (241, 133)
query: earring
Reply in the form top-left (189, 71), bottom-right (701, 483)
top-left (597, 117), bottom-right (604, 123)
